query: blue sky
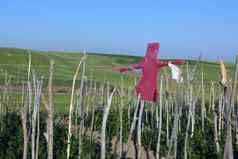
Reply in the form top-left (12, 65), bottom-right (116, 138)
top-left (0, 0), bottom-right (237, 61)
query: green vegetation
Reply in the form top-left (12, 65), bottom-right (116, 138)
top-left (0, 47), bottom-right (234, 87)
top-left (0, 47), bottom-right (235, 114)
top-left (0, 48), bottom-right (237, 158)
top-left (0, 47), bottom-right (141, 87)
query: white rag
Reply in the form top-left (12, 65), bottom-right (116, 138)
top-left (168, 62), bottom-right (183, 83)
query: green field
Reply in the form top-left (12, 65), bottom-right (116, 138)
top-left (0, 47), bottom-right (235, 113)
top-left (0, 47), bottom-right (142, 87)
top-left (0, 48), bottom-right (237, 159)
top-left (0, 47), bottom-right (235, 85)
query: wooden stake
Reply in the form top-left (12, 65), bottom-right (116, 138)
top-left (156, 78), bottom-right (163, 159)
top-left (66, 53), bottom-right (86, 159)
top-left (101, 88), bottom-right (116, 159)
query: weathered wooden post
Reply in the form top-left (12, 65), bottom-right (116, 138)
top-left (66, 53), bottom-right (86, 159)
top-left (101, 88), bottom-right (116, 159)
top-left (220, 59), bottom-right (233, 159)
top-left (42, 60), bottom-right (54, 159)
top-left (156, 78), bottom-right (163, 159)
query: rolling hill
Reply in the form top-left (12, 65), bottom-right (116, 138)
top-left (0, 47), bottom-right (235, 113)
top-left (0, 47), bottom-right (234, 87)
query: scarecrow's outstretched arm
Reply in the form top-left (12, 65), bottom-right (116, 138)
top-left (158, 59), bottom-right (185, 68)
top-left (116, 60), bottom-right (144, 73)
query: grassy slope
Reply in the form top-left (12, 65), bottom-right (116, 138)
top-left (0, 48), bottom-right (143, 87)
top-left (0, 47), bottom-right (235, 113)
top-left (0, 47), bottom-right (234, 85)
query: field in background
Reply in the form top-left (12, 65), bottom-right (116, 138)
top-left (1, 47), bottom-right (238, 158)
top-left (0, 47), bottom-right (235, 113)
top-left (0, 47), bottom-right (234, 85)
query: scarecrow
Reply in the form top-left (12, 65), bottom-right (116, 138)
top-left (116, 42), bottom-right (185, 102)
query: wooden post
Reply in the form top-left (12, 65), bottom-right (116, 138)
top-left (137, 100), bottom-right (144, 159)
top-left (31, 74), bottom-right (43, 159)
top-left (232, 55), bottom-right (238, 145)
top-left (42, 60), bottom-right (54, 159)
top-left (119, 77), bottom-right (124, 158)
top-left (201, 72), bottom-right (205, 133)
top-left (184, 83), bottom-right (193, 159)
top-left (223, 86), bottom-right (233, 159)
top-left (220, 56), bottom-right (234, 159)
top-left (156, 78), bottom-right (163, 159)
top-left (89, 82), bottom-right (97, 159)
top-left (101, 88), bottom-right (116, 159)
top-left (78, 56), bottom-right (86, 159)
top-left (66, 53), bottom-right (86, 159)
top-left (21, 83), bottom-right (28, 159)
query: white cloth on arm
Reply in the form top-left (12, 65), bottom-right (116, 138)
top-left (168, 62), bottom-right (183, 83)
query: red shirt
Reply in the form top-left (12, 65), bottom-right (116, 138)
top-left (119, 42), bottom-right (184, 102)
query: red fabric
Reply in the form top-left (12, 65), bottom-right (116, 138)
top-left (157, 59), bottom-right (185, 68)
top-left (118, 42), bottom-right (185, 102)
top-left (134, 43), bottom-right (159, 102)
